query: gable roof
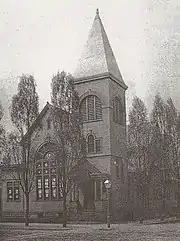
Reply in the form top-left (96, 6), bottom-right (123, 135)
top-left (20, 102), bottom-right (55, 144)
top-left (19, 101), bottom-right (110, 178)
top-left (74, 9), bottom-right (127, 89)
top-left (69, 159), bottom-right (110, 180)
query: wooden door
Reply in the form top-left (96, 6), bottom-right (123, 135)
top-left (83, 180), bottom-right (94, 210)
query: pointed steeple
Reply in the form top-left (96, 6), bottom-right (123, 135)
top-left (74, 9), bottom-right (127, 89)
top-left (95, 8), bottom-right (100, 19)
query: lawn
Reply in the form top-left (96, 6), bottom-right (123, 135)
top-left (1, 222), bottom-right (180, 241)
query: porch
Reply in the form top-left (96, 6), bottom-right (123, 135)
top-left (68, 160), bottom-right (110, 221)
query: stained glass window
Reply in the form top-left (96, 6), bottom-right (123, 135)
top-left (36, 150), bottom-right (60, 201)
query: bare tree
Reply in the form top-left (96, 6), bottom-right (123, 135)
top-left (51, 71), bottom-right (86, 227)
top-left (10, 74), bottom-right (39, 226)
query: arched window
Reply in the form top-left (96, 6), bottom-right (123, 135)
top-left (36, 143), bottom-right (62, 201)
top-left (113, 97), bottom-right (125, 125)
top-left (87, 135), bottom-right (94, 153)
top-left (35, 142), bottom-right (58, 160)
top-left (80, 95), bottom-right (102, 122)
top-left (87, 134), bottom-right (101, 154)
top-left (47, 119), bottom-right (51, 129)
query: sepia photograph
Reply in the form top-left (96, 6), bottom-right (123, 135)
top-left (1, 0), bottom-right (180, 240)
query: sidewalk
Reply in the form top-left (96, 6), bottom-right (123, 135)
top-left (1, 217), bottom-right (179, 231)
top-left (135, 217), bottom-right (180, 225)
top-left (0, 222), bottom-right (122, 231)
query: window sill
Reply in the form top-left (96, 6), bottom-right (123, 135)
top-left (82, 119), bottom-right (103, 124)
top-left (87, 152), bottom-right (103, 157)
top-left (36, 198), bottom-right (63, 202)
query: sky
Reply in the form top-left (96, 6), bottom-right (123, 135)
top-left (1, 0), bottom-right (180, 130)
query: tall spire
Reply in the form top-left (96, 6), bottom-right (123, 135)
top-left (74, 9), bottom-right (126, 88)
top-left (95, 8), bottom-right (99, 19)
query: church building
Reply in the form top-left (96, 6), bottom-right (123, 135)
top-left (0, 9), bottom-right (129, 222)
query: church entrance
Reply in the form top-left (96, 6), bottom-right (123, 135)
top-left (82, 180), bottom-right (95, 210)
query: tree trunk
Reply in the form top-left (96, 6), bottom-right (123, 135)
top-left (160, 188), bottom-right (165, 221)
top-left (25, 193), bottom-right (29, 227)
top-left (63, 195), bottom-right (67, 227)
top-left (177, 193), bottom-right (180, 215)
top-left (139, 193), bottom-right (144, 223)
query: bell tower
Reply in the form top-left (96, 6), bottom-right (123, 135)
top-left (74, 9), bottom-right (128, 220)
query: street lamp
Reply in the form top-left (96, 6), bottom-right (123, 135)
top-left (104, 179), bottom-right (111, 228)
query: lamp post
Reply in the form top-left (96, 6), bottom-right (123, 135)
top-left (104, 179), bottom-right (111, 228)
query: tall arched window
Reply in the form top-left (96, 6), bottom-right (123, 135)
top-left (87, 135), bottom-right (95, 153)
top-left (87, 134), bottom-right (101, 154)
top-left (113, 97), bottom-right (125, 125)
top-left (80, 95), bottom-right (102, 122)
top-left (36, 143), bottom-right (62, 201)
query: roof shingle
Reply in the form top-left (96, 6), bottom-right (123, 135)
top-left (74, 9), bottom-right (125, 87)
